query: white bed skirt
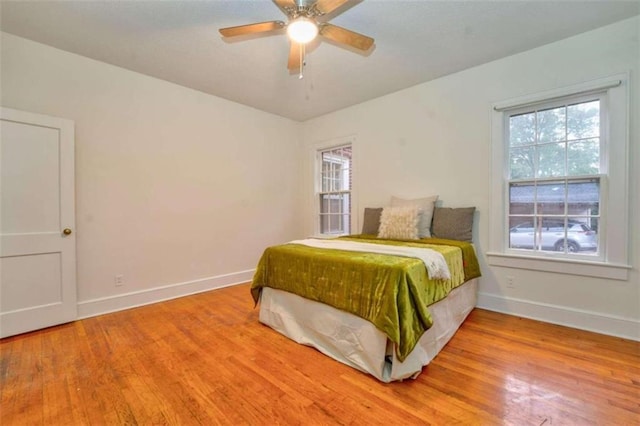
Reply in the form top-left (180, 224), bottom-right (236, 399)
top-left (258, 278), bottom-right (478, 382)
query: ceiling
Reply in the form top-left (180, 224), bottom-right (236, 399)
top-left (1, 1), bottom-right (639, 121)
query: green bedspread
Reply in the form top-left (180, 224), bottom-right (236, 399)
top-left (251, 236), bottom-right (480, 361)
top-left (348, 234), bottom-right (482, 282)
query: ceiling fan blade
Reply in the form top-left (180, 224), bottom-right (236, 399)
top-left (219, 21), bottom-right (285, 38)
top-left (319, 23), bottom-right (374, 51)
top-left (272, 0), bottom-right (297, 16)
top-left (288, 41), bottom-right (302, 70)
top-left (314, 0), bottom-right (350, 15)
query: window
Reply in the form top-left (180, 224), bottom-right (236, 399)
top-left (507, 95), bottom-right (602, 256)
top-left (488, 76), bottom-right (630, 280)
top-left (317, 144), bottom-right (352, 235)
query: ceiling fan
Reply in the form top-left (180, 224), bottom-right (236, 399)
top-left (219, 0), bottom-right (374, 73)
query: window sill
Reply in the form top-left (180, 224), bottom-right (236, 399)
top-left (486, 251), bottom-right (630, 281)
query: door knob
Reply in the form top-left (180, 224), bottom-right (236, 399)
top-left (63, 228), bottom-right (72, 235)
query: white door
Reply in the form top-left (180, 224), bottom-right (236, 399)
top-left (0, 107), bottom-right (76, 338)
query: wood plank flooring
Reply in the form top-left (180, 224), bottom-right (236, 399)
top-left (1, 283), bottom-right (638, 425)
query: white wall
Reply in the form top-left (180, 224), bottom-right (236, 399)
top-left (1, 33), bottom-right (302, 316)
top-left (300, 17), bottom-right (640, 339)
top-left (2, 17), bottom-right (638, 339)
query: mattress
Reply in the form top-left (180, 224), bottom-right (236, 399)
top-left (258, 278), bottom-right (478, 382)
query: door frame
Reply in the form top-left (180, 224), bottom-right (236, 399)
top-left (1, 107), bottom-right (77, 338)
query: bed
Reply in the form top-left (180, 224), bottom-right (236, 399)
top-left (250, 233), bottom-right (481, 382)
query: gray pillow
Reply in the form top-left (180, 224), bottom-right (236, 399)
top-left (361, 207), bottom-right (383, 235)
top-left (431, 207), bottom-right (476, 241)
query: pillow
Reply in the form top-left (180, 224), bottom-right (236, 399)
top-left (431, 207), bottom-right (476, 241)
top-left (378, 206), bottom-right (420, 240)
top-left (361, 207), bottom-right (383, 235)
top-left (390, 195), bottom-right (438, 238)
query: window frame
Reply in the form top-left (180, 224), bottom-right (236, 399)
top-left (504, 92), bottom-right (606, 261)
top-left (314, 137), bottom-right (355, 237)
top-left (488, 75), bottom-right (631, 280)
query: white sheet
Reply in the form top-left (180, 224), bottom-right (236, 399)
top-left (259, 278), bottom-right (478, 382)
top-left (288, 238), bottom-right (450, 280)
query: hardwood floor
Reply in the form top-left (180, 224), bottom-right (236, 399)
top-left (1, 283), bottom-right (638, 425)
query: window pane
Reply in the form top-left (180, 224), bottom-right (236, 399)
top-left (567, 139), bottom-right (599, 175)
top-left (332, 215), bottom-right (339, 234)
top-left (509, 112), bottom-right (535, 146)
top-left (329, 196), bottom-right (340, 214)
top-left (320, 214), bottom-right (329, 233)
top-left (321, 162), bottom-right (329, 192)
top-left (339, 147), bottom-right (351, 171)
top-left (567, 179), bottom-right (599, 216)
top-left (320, 194), bottom-right (330, 214)
top-left (323, 214), bottom-right (333, 234)
top-left (536, 181), bottom-right (565, 215)
top-left (509, 146), bottom-right (535, 179)
top-left (537, 142), bottom-right (565, 178)
top-left (530, 216), bottom-right (589, 253)
top-left (343, 193), bottom-right (351, 222)
top-left (335, 163), bottom-right (346, 191)
top-left (537, 106), bottom-right (566, 144)
top-left (567, 216), bottom-right (600, 255)
top-left (509, 217), bottom-right (547, 251)
top-left (539, 216), bottom-right (568, 252)
top-left (509, 183), bottom-right (534, 215)
top-left (566, 217), bottom-right (598, 254)
top-left (320, 214), bottom-right (348, 234)
top-left (509, 218), bottom-right (534, 249)
top-left (329, 161), bottom-right (336, 191)
top-left (567, 100), bottom-right (599, 140)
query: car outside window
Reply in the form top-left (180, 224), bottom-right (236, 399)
top-left (509, 219), bottom-right (597, 253)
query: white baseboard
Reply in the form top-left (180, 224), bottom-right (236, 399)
top-left (477, 292), bottom-right (640, 341)
top-left (77, 269), bottom-right (255, 319)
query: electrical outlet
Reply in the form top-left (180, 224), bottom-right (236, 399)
top-left (115, 274), bottom-right (124, 287)
top-left (506, 276), bottom-right (515, 289)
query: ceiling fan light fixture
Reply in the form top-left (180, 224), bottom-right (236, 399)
top-left (287, 17), bottom-right (318, 44)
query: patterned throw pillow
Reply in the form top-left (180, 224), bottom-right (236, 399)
top-left (390, 195), bottom-right (438, 238)
top-left (378, 206), bottom-right (420, 240)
